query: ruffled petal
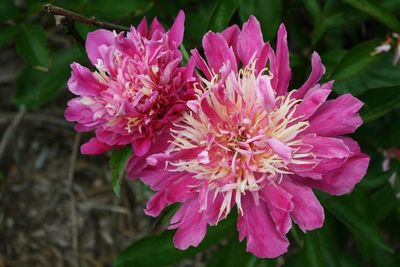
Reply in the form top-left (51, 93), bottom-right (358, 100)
top-left (80, 137), bottom-right (111, 155)
top-left (203, 32), bottom-right (237, 73)
top-left (293, 82), bottom-right (332, 120)
top-left (255, 43), bottom-right (271, 74)
top-left (191, 48), bottom-right (212, 79)
top-left (257, 74), bottom-right (276, 111)
top-left (237, 194), bottom-right (289, 258)
top-left (169, 198), bottom-right (207, 249)
top-left (260, 185), bottom-right (293, 235)
top-left (280, 179), bottom-right (324, 232)
top-left (300, 139), bottom-right (370, 195)
top-left (132, 137), bottom-right (152, 156)
top-left (293, 52), bottom-right (325, 99)
top-left (290, 135), bottom-right (351, 179)
top-left (221, 24), bottom-right (240, 52)
top-left (237, 16), bottom-right (264, 65)
top-left (145, 174), bottom-right (196, 216)
top-left (85, 29), bottom-right (115, 65)
top-left (305, 94), bottom-right (364, 136)
top-left (68, 63), bottom-right (106, 96)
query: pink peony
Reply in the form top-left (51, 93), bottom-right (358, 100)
top-left (65, 11), bottom-right (195, 156)
top-left (128, 16), bottom-right (370, 258)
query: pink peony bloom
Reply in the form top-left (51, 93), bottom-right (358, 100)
top-left (128, 16), bottom-right (370, 258)
top-left (65, 11), bottom-right (195, 156)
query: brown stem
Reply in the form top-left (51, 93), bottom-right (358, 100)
top-left (43, 3), bottom-right (129, 32)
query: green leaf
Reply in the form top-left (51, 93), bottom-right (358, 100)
top-left (180, 44), bottom-right (190, 65)
top-left (322, 196), bottom-right (394, 254)
top-left (207, 239), bottom-right (276, 267)
top-left (371, 184), bottom-right (397, 222)
top-left (0, 26), bottom-right (19, 48)
top-left (206, 240), bottom-right (250, 267)
top-left (209, 0), bottom-right (241, 32)
top-left (294, 216), bottom-right (341, 267)
top-left (334, 53), bottom-right (400, 96)
top-left (358, 86), bottom-right (400, 123)
top-left (311, 13), bottom-right (347, 47)
top-left (342, 0), bottom-right (400, 32)
top-left (13, 48), bottom-right (81, 107)
top-left (338, 253), bottom-right (363, 267)
top-left (87, 0), bottom-right (153, 18)
top-left (0, 0), bottom-right (21, 21)
top-left (115, 214), bottom-right (236, 267)
top-left (109, 147), bottom-right (132, 198)
top-left (360, 169), bottom-right (394, 190)
top-left (303, 0), bottom-right (322, 22)
top-left (54, 0), bottom-right (89, 11)
top-left (239, 0), bottom-right (282, 40)
top-left (15, 24), bottom-right (49, 70)
top-left (321, 50), bottom-right (346, 79)
top-left (329, 39), bottom-right (381, 82)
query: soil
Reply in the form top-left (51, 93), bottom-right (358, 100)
top-left (0, 40), bottom-right (156, 267)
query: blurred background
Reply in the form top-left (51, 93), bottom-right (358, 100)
top-left (1, 0), bottom-right (400, 266)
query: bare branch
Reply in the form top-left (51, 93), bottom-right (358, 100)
top-left (43, 4), bottom-right (129, 32)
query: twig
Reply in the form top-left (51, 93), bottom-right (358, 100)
top-left (0, 107), bottom-right (26, 161)
top-left (0, 112), bottom-right (72, 128)
top-left (63, 18), bottom-right (85, 47)
top-left (68, 133), bottom-right (81, 267)
top-left (43, 4), bottom-right (129, 32)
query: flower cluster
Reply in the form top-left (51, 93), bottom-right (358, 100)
top-left (65, 11), bottom-right (195, 156)
top-left (65, 12), bottom-right (369, 258)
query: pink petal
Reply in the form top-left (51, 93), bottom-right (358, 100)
top-left (132, 137), bottom-right (152, 156)
top-left (203, 32), bottom-right (237, 73)
top-left (294, 52), bottom-right (325, 99)
top-left (280, 179), bottom-right (324, 232)
top-left (145, 174), bottom-right (196, 217)
top-left (64, 98), bottom-right (94, 127)
top-left (305, 94), bottom-right (364, 136)
top-left (272, 24), bottom-right (291, 96)
top-left (114, 32), bottom-right (138, 56)
top-left (200, 97), bottom-right (223, 125)
top-left (68, 63), bottom-right (106, 96)
top-left (170, 198), bottom-right (207, 249)
top-left (168, 10), bottom-right (185, 46)
top-left (221, 24), bottom-right (240, 56)
top-left (191, 48), bottom-right (212, 79)
top-left (257, 75), bottom-right (276, 111)
top-left (237, 16), bottom-right (264, 65)
top-left (265, 138), bottom-right (292, 161)
top-left (145, 190), bottom-right (167, 217)
top-left (256, 43), bottom-right (271, 74)
top-left (260, 185), bottom-right (293, 235)
top-left (293, 82), bottom-right (332, 120)
top-left (237, 194), bottom-right (289, 258)
top-left (80, 137), bottom-right (111, 155)
top-left (85, 29), bottom-right (115, 65)
top-left (289, 135), bottom-right (351, 179)
top-left (137, 17), bottom-right (148, 36)
top-left (150, 17), bottom-right (165, 35)
top-left (126, 155), bottom-right (147, 179)
top-left (301, 139), bottom-right (370, 195)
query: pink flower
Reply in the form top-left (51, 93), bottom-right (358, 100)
top-left (128, 16), bottom-right (370, 258)
top-left (65, 11), bottom-right (195, 156)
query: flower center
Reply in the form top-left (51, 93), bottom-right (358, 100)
top-left (167, 64), bottom-right (311, 217)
